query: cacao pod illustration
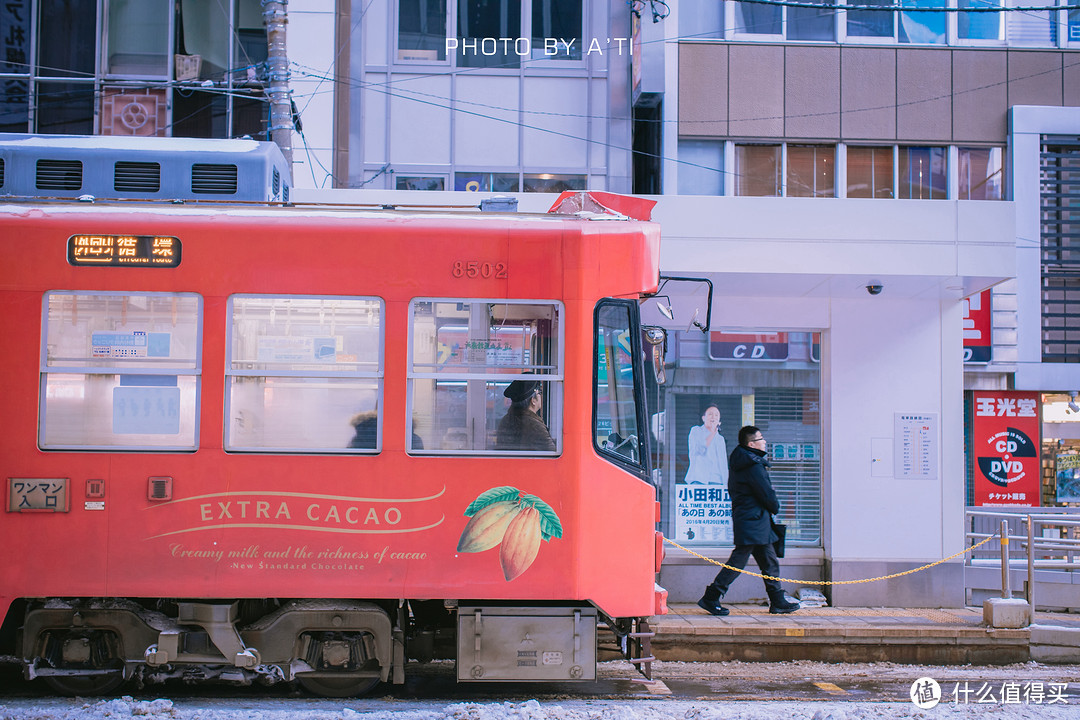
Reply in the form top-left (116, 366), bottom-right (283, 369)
top-left (499, 505), bottom-right (542, 581)
top-left (456, 500), bottom-right (521, 553)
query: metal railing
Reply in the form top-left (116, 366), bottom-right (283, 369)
top-left (965, 507), bottom-right (1080, 611)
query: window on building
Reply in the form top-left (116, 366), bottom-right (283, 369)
top-left (734, 1), bottom-right (781, 34)
top-left (107, 0), bottom-right (171, 76)
top-left (899, 146), bottom-right (947, 199)
top-left (175, 0), bottom-right (268, 139)
top-left (958, 0), bottom-right (1003, 40)
top-left (787, 144), bottom-right (835, 197)
top-left (0, 0), bottom-right (266, 136)
top-left (900, 0), bottom-right (947, 44)
top-left (523, 173), bottom-right (585, 192)
top-left (408, 300), bottom-right (562, 454)
top-left (847, 146), bottom-right (894, 198)
top-left (39, 292), bottom-right (202, 451)
top-left (678, 140), bottom-right (724, 196)
top-left (399, 0), bottom-right (448, 61)
top-left (678, 0), bottom-right (724, 39)
top-left (1070, 8), bottom-right (1080, 42)
top-left (225, 296), bottom-right (384, 452)
top-left (1040, 136), bottom-right (1080, 362)
top-left (396, 176), bottom-right (446, 190)
top-left (1006, 0), bottom-right (1057, 44)
top-left (847, 0), bottom-right (894, 38)
top-left (788, 0), bottom-right (835, 41)
top-left (39, 0), bottom-right (96, 78)
top-left (531, 0), bottom-right (582, 59)
top-left (455, 172), bottom-right (521, 192)
top-left (0, 0), bottom-right (31, 132)
top-left (456, 0), bottom-right (522, 68)
top-left (958, 147), bottom-right (1004, 200)
top-left (735, 144), bottom-right (781, 196)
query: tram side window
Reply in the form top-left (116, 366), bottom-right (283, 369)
top-left (39, 292), bottom-right (202, 451)
top-left (225, 295), bottom-right (383, 453)
top-left (408, 299), bottom-right (562, 455)
top-left (594, 301), bottom-right (645, 467)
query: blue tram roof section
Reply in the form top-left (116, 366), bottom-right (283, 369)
top-left (0, 132), bottom-right (291, 203)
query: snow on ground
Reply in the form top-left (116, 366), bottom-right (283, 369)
top-left (0, 695), bottom-right (1076, 720)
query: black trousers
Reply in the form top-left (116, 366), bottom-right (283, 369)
top-left (704, 542), bottom-right (783, 599)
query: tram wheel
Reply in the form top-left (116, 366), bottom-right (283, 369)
top-left (43, 672), bottom-right (125, 696)
top-left (298, 673), bottom-right (381, 697)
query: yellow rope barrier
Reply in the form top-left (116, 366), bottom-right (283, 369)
top-left (664, 533), bottom-right (999, 586)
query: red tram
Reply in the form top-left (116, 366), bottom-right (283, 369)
top-left (0, 169), bottom-right (668, 696)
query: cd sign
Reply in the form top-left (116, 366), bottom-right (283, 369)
top-left (971, 391), bottom-right (1041, 507)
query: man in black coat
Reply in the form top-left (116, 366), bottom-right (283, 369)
top-left (495, 379), bottom-right (556, 452)
top-left (697, 425), bottom-right (799, 616)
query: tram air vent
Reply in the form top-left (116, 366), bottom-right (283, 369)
top-left (147, 476), bottom-right (173, 502)
top-left (36, 159), bottom-right (82, 191)
top-left (191, 163), bottom-right (239, 195)
top-left (0, 157), bottom-right (5, 189)
top-left (114, 161), bottom-right (161, 193)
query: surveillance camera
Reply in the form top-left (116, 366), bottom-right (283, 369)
top-left (866, 284), bottom-right (883, 296)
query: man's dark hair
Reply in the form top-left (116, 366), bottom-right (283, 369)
top-left (738, 425), bottom-right (761, 446)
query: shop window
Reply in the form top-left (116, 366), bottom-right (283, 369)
top-left (455, 172), bottom-right (520, 192)
top-left (398, 0), bottom-right (447, 61)
top-left (39, 292), bottom-right (202, 450)
top-left (735, 144), bottom-right (781, 197)
top-left (523, 173), bottom-right (585, 193)
top-left (106, 0), bottom-right (170, 76)
top-left (408, 299), bottom-right (562, 455)
top-left (847, 146), bottom-right (894, 198)
top-left (397, 176), bottom-right (446, 191)
top-left (787, 144), bottom-right (835, 198)
top-left (899, 146), bottom-right (947, 199)
top-left (958, 147), bottom-right (1004, 200)
top-left (1070, 9), bottom-right (1080, 42)
top-left (225, 296), bottom-right (384, 453)
top-left (665, 332), bottom-right (822, 547)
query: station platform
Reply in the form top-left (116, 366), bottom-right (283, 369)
top-left (649, 603), bottom-right (1080, 665)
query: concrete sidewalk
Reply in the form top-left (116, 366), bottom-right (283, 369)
top-left (649, 603), bottom-right (1080, 665)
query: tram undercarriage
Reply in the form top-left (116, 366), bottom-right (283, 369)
top-left (8, 597), bottom-right (654, 697)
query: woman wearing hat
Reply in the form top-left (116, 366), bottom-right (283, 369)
top-left (495, 379), bottom-right (556, 452)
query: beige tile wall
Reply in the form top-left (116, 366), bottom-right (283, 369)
top-left (679, 43), bottom-right (1076, 144)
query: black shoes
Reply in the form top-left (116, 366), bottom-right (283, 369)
top-left (769, 597), bottom-right (800, 614)
top-left (697, 598), bottom-right (730, 616)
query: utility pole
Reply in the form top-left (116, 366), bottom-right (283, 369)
top-left (262, 0), bottom-right (293, 171)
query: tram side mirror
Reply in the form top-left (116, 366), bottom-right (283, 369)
top-left (643, 326), bottom-right (667, 385)
top-left (639, 276), bottom-right (713, 337)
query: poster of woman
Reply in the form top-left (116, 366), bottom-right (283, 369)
top-left (674, 403), bottom-right (734, 544)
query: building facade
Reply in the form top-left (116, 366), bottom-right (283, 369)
top-left (2, 0), bottom-right (1076, 608)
